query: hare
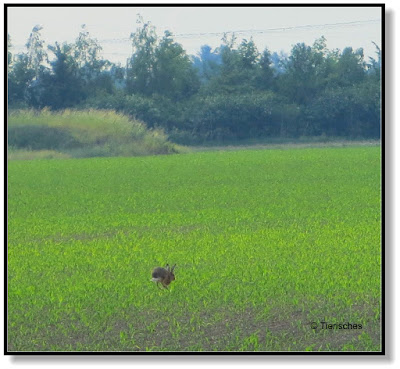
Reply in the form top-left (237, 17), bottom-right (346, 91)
top-left (151, 264), bottom-right (176, 289)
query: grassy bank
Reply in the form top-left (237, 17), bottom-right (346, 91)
top-left (8, 109), bottom-right (181, 159)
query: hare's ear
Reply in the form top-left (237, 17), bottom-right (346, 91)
top-left (171, 264), bottom-right (176, 272)
top-left (165, 264), bottom-right (170, 271)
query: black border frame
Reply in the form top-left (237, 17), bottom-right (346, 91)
top-left (4, 2), bottom-right (385, 356)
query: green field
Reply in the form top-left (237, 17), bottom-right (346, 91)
top-left (8, 146), bottom-right (381, 352)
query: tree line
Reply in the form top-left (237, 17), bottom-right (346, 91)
top-left (8, 17), bottom-right (381, 143)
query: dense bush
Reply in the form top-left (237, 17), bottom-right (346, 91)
top-left (181, 93), bottom-right (300, 140)
top-left (83, 92), bottom-right (183, 130)
top-left (305, 82), bottom-right (381, 138)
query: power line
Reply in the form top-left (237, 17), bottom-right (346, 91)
top-left (8, 19), bottom-right (381, 47)
top-left (173, 19), bottom-right (381, 38)
top-left (10, 18), bottom-right (380, 50)
top-left (95, 18), bottom-right (380, 43)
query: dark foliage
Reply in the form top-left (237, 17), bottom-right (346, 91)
top-left (8, 125), bottom-right (79, 150)
top-left (8, 22), bottom-right (381, 143)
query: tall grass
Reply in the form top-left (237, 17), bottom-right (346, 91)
top-left (8, 109), bottom-right (181, 159)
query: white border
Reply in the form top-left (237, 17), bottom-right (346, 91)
top-left (1, 1), bottom-right (396, 368)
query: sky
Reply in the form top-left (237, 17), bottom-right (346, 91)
top-left (7, 5), bottom-right (382, 65)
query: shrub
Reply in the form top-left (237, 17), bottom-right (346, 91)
top-left (181, 92), bottom-right (300, 140)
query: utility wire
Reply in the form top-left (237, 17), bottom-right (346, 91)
top-left (174, 19), bottom-right (381, 38)
top-left (10, 19), bottom-right (380, 50)
top-left (97, 18), bottom-right (380, 43)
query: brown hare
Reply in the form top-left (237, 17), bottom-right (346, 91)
top-left (151, 264), bottom-right (176, 289)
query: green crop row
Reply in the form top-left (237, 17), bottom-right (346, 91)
top-left (8, 146), bottom-right (381, 352)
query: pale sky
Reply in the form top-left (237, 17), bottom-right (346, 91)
top-left (7, 6), bottom-right (382, 65)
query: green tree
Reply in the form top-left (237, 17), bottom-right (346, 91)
top-left (192, 45), bottom-right (222, 83)
top-left (367, 42), bottom-right (381, 82)
top-left (74, 24), bottom-right (103, 69)
top-left (26, 25), bottom-right (48, 78)
top-left (126, 15), bottom-right (158, 95)
top-left (8, 26), bottom-right (48, 107)
top-left (238, 37), bottom-right (259, 68)
top-left (334, 47), bottom-right (366, 87)
top-left (30, 42), bottom-right (85, 109)
top-left (205, 34), bottom-right (261, 94)
top-left (152, 30), bottom-right (200, 100)
top-left (74, 24), bottom-right (113, 95)
top-left (279, 37), bottom-right (333, 105)
top-left (8, 53), bottom-right (35, 107)
top-left (8, 34), bottom-right (12, 67)
top-left (258, 47), bottom-right (275, 90)
top-left (126, 16), bottom-right (200, 102)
